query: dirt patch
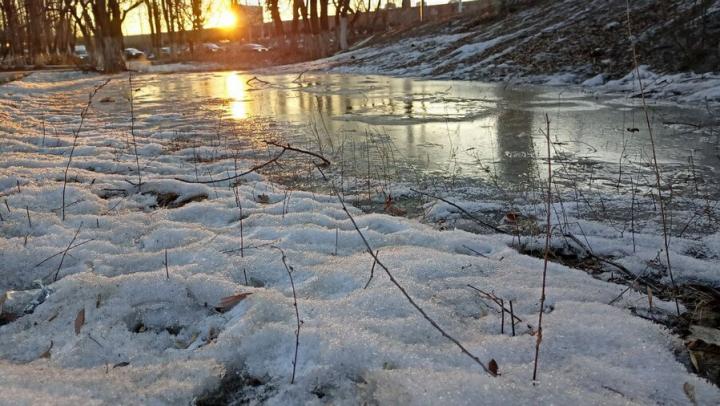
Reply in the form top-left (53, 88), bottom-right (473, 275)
top-left (336, 0), bottom-right (720, 82)
top-left (196, 370), bottom-right (274, 405)
top-left (145, 191), bottom-right (208, 209)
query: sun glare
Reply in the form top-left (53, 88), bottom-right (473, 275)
top-left (226, 73), bottom-right (247, 119)
top-left (217, 12), bottom-right (238, 29)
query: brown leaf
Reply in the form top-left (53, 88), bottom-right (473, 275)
top-left (488, 359), bottom-right (499, 376)
top-left (647, 286), bottom-right (653, 309)
top-left (216, 292), bottom-right (253, 313)
top-left (74, 308), bottom-right (85, 335)
top-left (0, 290), bottom-right (6, 309)
top-left (383, 195), bottom-right (406, 216)
top-left (384, 194), bottom-right (394, 209)
top-left (0, 312), bottom-right (19, 325)
top-left (39, 340), bottom-right (53, 359)
top-left (688, 349), bottom-right (701, 373)
top-left (504, 212), bottom-right (519, 224)
top-left (683, 382), bottom-right (697, 405)
top-left (256, 194), bottom-right (270, 204)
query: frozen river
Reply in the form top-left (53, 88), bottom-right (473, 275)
top-left (130, 70), bottom-right (719, 197)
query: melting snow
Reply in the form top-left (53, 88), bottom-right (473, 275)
top-left (0, 71), bottom-right (717, 404)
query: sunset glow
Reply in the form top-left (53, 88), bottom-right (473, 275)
top-left (216, 10), bottom-right (238, 29)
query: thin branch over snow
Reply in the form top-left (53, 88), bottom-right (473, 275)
top-left (316, 164), bottom-right (496, 376)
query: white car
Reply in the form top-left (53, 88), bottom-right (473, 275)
top-left (239, 43), bottom-right (269, 53)
top-left (201, 43), bottom-right (222, 53)
top-left (124, 48), bottom-right (145, 59)
top-left (74, 45), bottom-right (89, 61)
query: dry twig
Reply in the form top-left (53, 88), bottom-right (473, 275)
top-left (317, 164), bottom-right (496, 376)
top-left (62, 79), bottom-right (111, 221)
top-left (533, 114), bottom-right (552, 381)
top-left (274, 246), bottom-right (301, 384)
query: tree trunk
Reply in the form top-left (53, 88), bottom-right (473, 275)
top-left (151, 0), bottom-right (162, 46)
top-left (267, 0), bottom-right (283, 36)
top-left (75, 5), bottom-right (99, 66)
top-left (100, 34), bottom-right (125, 72)
top-left (292, 0), bottom-right (299, 33)
top-left (309, 0), bottom-right (319, 34)
top-left (339, 17), bottom-right (348, 50)
top-left (1, 0), bottom-right (22, 59)
top-left (25, 0), bottom-right (48, 63)
top-left (145, 0), bottom-right (159, 55)
top-left (161, 0), bottom-right (176, 54)
top-left (298, 0), bottom-right (310, 32)
top-left (338, 0), bottom-right (349, 50)
top-left (91, 0), bottom-right (126, 73)
top-left (191, 0), bottom-right (203, 48)
top-left (370, 0), bottom-right (382, 29)
top-left (319, 0), bottom-right (328, 31)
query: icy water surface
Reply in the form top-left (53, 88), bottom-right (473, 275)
top-left (132, 70), bottom-right (719, 194)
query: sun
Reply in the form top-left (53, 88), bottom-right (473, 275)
top-left (217, 12), bottom-right (238, 29)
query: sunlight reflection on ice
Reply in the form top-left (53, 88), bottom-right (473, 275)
top-left (226, 73), bottom-right (247, 120)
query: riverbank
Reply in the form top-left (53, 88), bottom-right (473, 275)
top-left (270, 0), bottom-right (720, 105)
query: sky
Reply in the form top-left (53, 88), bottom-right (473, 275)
top-left (123, 0), bottom-right (448, 36)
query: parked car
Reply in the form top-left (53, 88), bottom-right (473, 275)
top-left (201, 43), bottom-right (222, 53)
top-left (124, 48), bottom-right (145, 59)
top-left (238, 43), bottom-right (269, 53)
top-left (161, 46), bottom-right (189, 55)
top-left (74, 45), bottom-right (89, 61)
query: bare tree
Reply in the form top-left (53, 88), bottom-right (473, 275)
top-left (309, 0), bottom-right (319, 34)
top-left (319, 0), bottom-right (328, 30)
top-left (89, 0), bottom-right (126, 72)
top-left (266, 0), bottom-right (283, 35)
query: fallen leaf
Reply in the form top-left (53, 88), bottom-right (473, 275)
top-left (256, 194), bottom-right (270, 204)
top-left (113, 361), bottom-right (130, 369)
top-left (647, 286), bottom-right (653, 308)
top-left (39, 340), bottom-right (53, 359)
top-left (383, 195), bottom-right (406, 216)
top-left (688, 348), bottom-right (700, 372)
top-left (216, 292), bottom-right (253, 313)
top-left (74, 308), bottom-right (85, 335)
top-left (489, 359), bottom-right (499, 376)
top-left (683, 382), bottom-right (697, 405)
top-left (0, 312), bottom-right (19, 325)
top-left (0, 290), bottom-right (6, 313)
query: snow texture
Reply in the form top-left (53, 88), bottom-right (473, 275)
top-left (0, 71), bottom-right (718, 405)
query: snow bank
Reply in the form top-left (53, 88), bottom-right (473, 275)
top-left (265, 0), bottom-right (720, 105)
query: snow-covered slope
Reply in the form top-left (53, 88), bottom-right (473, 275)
top-left (0, 72), bottom-right (718, 404)
top-left (282, 0), bottom-right (720, 103)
